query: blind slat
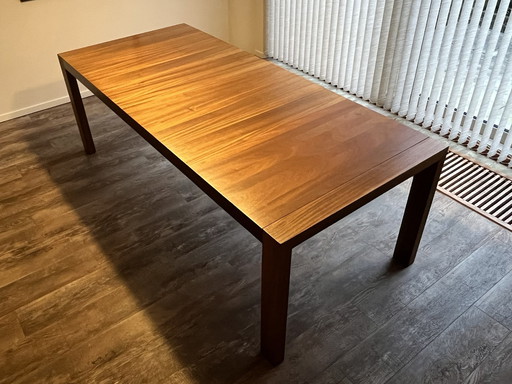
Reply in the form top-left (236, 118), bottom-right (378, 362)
top-left (390, 0), bottom-right (422, 114)
top-left (377, 0), bottom-right (403, 106)
top-left (370, 0), bottom-right (395, 104)
top-left (497, 91), bottom-right (512, 163)
top-left (430, 0), bottom-right (473, 131)
top-left (439, 0), bottom-right (486, 136)
top-left (448, 0), bottom-right (499, 140)
top-left (458, 0), bottom-right (510, 145)
top-left (475, 19), bottom-right (512, 150)
top-left (414, 0), bottom-right (452, 125)
top-left (405, 0), bottom-right (443, 121)
top-left (363, 0), bottom-right (385, 101)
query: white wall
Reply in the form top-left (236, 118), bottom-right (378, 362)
top-left (228, 0), bottom-right (265, 57)
top-left (0, 0), bottom-right (229, 122)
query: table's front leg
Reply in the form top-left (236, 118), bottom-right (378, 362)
top-left (393, 154), bottom-right (446, 266)
top-left (261, 234), bottom-right (292, 365)
top-left (59, 62), bottom-right (96, 154)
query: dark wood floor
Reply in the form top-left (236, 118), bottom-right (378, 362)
top-left (1, 96), bottom-right (511, 384)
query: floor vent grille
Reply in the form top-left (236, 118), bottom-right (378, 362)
top-left (437, 151), bottom-right (512, 231)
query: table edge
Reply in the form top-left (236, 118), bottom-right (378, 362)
top-left (264, 140), bottom-right (448, 247)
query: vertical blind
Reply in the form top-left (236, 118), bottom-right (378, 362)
top-left (267, 0), bottom-right (512, 167)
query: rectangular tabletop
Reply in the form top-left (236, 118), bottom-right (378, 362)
top-left (58, 24), bottom-right (448, 364)
top-left (58, 24), bottom-right (446, 246)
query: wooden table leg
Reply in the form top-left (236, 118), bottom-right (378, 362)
top-left (59, 62), bottom-right (96, 154)
top-left (393, 155), bottom-right (446, 266)
top-left (261, 234), bottom-right (292, 365)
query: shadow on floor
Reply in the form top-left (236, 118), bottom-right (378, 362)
top-left (14, 96), bottom-right (459, 384)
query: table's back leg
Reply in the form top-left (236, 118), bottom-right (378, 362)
top-left (59, 62), bottom-right (96, 154)
top-left (261, 234), bottom-right (292, 365)
top-left (393, 153), bottom-right (446, 266)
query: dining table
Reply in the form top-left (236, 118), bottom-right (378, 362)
top-left (58, 23), bottom-right (448, 364)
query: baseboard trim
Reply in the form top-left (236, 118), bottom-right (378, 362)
top-left (0, 90), bottom-right (93, 123)
top-left (254, 49), bottom-right (266, 58)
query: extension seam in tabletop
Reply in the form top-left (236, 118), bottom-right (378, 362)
top-left (264, 139), bottom-right (448, 246)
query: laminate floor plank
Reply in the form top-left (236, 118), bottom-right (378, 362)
top-left (338, 182), bottom-right (456, 256)
top-left (0, 166), bottom-right (53, 202)
top-left (1, 96), bottom-right (511, 383)
top-left (0, 311), bottom-right (25, 352)
top-left (0, 115), bottom-right (31, 140)
top-left (0, 164), bottom-right (22, 188)
top-left (312, 369), bottom-right (354, 384)
top-left (230, 217), bottom-right (405, 383)
top-left (0, 202), bottom-right (87, 256)
top-left (0, 166), bottom-right (212, 286)
top-left (0, 183), bottom-right (65, 221)
top-left (321, 234), bottom-right (512, 384)
top-left (16, 263), bottom-right (124, 336)
top-left (233, 301), bottom-right (377, 384)
top-left (0, 321), bottom-right (72, 384)
top-left (476, 261), bottom-right (512, 330)
top-left (11, 233), bottom-right (260, 383)
top-left (0, 243), bottom-right (103, 317)
top-left (352, 206), bottom-right (497, 326)
top-left (15, 218), bottom-right (255, 352)
top-left (464, 333), bottom-right (512, 384)
top-left (8, 304), bottom-right (182, 384)
top-left (287, 226), bottom-right (389, 323)
top-left (386, 306), bottom-right (509, 384)
top-left (0, 235), bottom-right (101, 288)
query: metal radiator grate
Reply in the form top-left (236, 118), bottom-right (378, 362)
top-left (437, 151), bottom-right (512, 231)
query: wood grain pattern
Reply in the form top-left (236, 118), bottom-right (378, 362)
top-left (60, 66), bottom-right (95, 154)
top-left (265, 139), bottom-right (447, 245)
top-left (260, 234), bottom-right (292, 365)
top-left (329, 228), bottom-right (512, 384)
top-left (387, 306), bottom-right (508, 384)
top-left (464, 333), bottom-right (512, 384)
top-left (475, 235), bottom-right (512, 331)
top-left (393, 156), bottom-right (444, 266)
top-left (58, 23), bottom-right (446, 245)
top-left (351, 207), bottom-right (498, 326)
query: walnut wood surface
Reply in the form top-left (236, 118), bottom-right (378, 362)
top-left (58, 24), bottom-right (446, 246)
top-left (260, 234), bottom-right (292, 365)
